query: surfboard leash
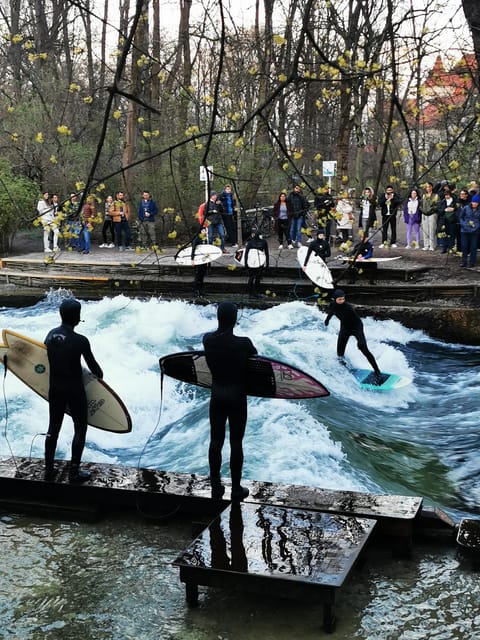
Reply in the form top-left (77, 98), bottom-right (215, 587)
top-left (132, 365), bottom-right (182, 521)
top-left (1, 355), bottom-right (21, 474)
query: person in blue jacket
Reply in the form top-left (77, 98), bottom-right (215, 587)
top-left (44, 299), bottom-right (103, 483)
top-left (459, 193), bottom-right (480, 267)
top-left (138, 190), bottom-right (158, 248)
top-left (325, 289), bottom-right (382, 384)
top-left (347, 233), bottom-right (377, 284)
top-left (203, 302), bottom-right (257, 501)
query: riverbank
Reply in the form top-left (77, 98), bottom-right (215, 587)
top-left (1, 228), bottom-right (479, 343)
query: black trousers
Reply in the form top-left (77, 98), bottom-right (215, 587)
top-left (45, 384), bottom-right (88, 468)
top-left (208, 388), bottom-right (247, 489)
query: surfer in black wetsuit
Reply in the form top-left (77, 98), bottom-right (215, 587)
top-left (191, 226), bottom-right (208, 297)
top-left (44, 298), bottom-right (103, 483)
top-left (324, 289), bottom-right (382, 384)
top-left (244, 230), bottom-right (269, 298)
top-left (203, 302), bottom-right (257, 501)
top-left (302, 228), bottom-right (331, 267)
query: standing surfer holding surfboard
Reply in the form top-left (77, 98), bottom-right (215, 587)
top-left (203, 302), bottom-right (257, 501)
top-left (302, 229), bottom-right (331, 268)
top-left (325, 289), bottom-right (382, 385)
top-left (44, 299), bottom-right (103, 483)
top-left (245, 230), bottom-right (269, 298)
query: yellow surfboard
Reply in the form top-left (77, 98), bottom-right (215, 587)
top-left (0, 329), bottom-right (132, 433)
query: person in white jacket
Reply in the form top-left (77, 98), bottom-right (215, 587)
top-left (37, 191), bottom-right (59, 253)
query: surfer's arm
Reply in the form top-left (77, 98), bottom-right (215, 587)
top-left (303, 245), bottom-right (313, 267)
top-left (81, 339), bottom-right (103, 379)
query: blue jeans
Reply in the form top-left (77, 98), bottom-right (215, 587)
top-left (81, 225), bottom-right (90, 252)
top-left (289, 217), bottom-right (304, 244)
top-left (208, 223), bottom-right (225, 250)
top-left (461, 232), bottom-right (478, 266)
top-left (114, 220), bottom-right (131, 248)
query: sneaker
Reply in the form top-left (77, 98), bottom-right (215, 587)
top-left (378, 244), bottom-right (385, 249)
top-left (422, 247), bottom-right (428, 251)
top-left (119, 246), bottom-right (124, 251)
top-left (391, 244), bottom-right (397, 248)
top-left (44, 248), bottom-right (53, 253)
top-left (405, 245), bottom-right (411, 249)
top-left (296, 242), bottom-right (302, 248)
top-left (108, 243), bottom-right (115, 248)
top-left (288, 244), bottom-right (294, 249)
top-left (82, 250), bottom-right (90, 254)
top-left (231, 486), bottom-right (249, 502)
top-left (278, 244), bottom-right (283, 250)
top-left (429, 247), bottom-right (434, 251)
top-left (99, 243), bottom-right (106, 248)
top-left (125, 246), bottom-right (134, 251)
top-left (231, 243), bottom-right (238, 248)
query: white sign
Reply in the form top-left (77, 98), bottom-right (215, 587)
top-left (322, 161), bottom-right (337, 177)
top-left (199, 165), bottom-right (213, 182)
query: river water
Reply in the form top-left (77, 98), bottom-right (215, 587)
top-left (0, 294), bottom-right (479, 639)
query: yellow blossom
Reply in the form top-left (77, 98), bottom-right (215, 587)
top-left (50, 155), bottom-right (57, 164)
top-left (7, 106), bottom-right (14, 113)
top-left (57, 125), bottom-right (71, 135)
top-left (12, 34), bottom-right (23, 43)
top-left (113, 110), bottom-right (121, 120)
top-left (36, 132), bottom-right (43, 143)
top-left (83, 96), bottom-right (93, 104)
top-left (167, 230), bottom-right (177, 239)
top-left (273, 34), bottom-right (286, 45)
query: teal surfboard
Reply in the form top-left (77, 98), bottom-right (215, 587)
top-left (351, 368), bottom-right (412, 391)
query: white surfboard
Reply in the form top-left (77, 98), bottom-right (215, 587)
top-left (175, 244), bottom-right (223, 266)
top-left (338, 255), bottom-right (402, 263)
top-left (0, 329), bottom-right (132, 433)
top-left (297, 246), bottom-right (333, 289)
top-left (234, 247), bottom-right (267, 268)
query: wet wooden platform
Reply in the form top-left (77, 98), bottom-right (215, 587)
top-left (174, 502), bottom-right (376, 633)
top-left (0, 457), bottom-right (422, 533)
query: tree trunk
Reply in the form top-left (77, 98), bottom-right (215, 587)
top-left (463, 0), bottom-right (480, 82)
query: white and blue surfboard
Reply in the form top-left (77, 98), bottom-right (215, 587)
top-left (351, 368), bottom-right (412, 391)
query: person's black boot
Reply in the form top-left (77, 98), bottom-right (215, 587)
top-left (44, 466), bottom-right (57, 481)
top-left (69, 465), bottom-right (91, 483)
top-left (231, 486), bottom-right (249, 502)
top-left (210, 476), bottom-right (225, 500)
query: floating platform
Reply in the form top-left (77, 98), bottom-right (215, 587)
top-left (174, 502), bottom-right (376, 633)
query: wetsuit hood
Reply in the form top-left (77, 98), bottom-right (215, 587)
top-left (60, 298), bottom-right (81, 325)
top-left (333, 289), bottom-right (345, 300)
top-left (217, 302), bottom-right (237, 331)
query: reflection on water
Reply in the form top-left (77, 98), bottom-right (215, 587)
top-left (1, 512), bottom-right (479, 639)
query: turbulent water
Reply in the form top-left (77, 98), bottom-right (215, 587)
top-left (0, 293), bottom-right (479, 639)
